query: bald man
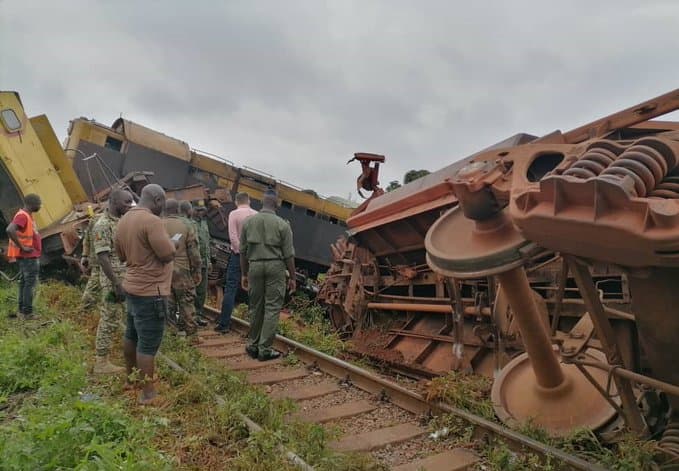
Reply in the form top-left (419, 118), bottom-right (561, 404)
top-left (115, 184), bottom-right (175, 405)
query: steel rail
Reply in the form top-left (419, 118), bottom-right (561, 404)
top-left (204, 306), bottom-right (606, 471)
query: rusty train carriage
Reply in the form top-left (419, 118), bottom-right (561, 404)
top-left (319, 140), bottom-right (633, 378)
top-left (319, 88), bottom-right (679, 451)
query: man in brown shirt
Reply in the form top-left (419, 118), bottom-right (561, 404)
top-left (115, 184), bottom-right (175, 405)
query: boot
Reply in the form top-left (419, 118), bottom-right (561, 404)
top-left (93, 355), bottom-right (125, 374)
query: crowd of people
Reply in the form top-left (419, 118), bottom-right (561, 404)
top-left (5, 185), bottom-right (296, 405)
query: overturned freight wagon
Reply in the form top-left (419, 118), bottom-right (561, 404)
top-left (320, 89), bottom-right (679, 453)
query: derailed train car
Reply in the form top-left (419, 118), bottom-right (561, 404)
top-left (1, 92), bottom-right (354, 283)
top-left (63, 117), bottom-right (354, 276)
top-left (320, 88), bottom-right (679, 453)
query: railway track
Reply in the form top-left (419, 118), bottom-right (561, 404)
top-left (194, 306), bottom-right (604, 470)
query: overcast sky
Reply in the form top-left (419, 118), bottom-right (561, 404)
top-left (2, 1), bottom-right (679, 200)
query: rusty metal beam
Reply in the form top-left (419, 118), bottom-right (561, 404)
top-left (560, 88), bottom-right (679, 144)
top-left (565, 256), bottom-right (647, 434)
top-left (368, 302), bottom-right (491, 316)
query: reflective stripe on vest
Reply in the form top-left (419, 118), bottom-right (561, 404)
top-left (7, 209), bottom-right (34, 261)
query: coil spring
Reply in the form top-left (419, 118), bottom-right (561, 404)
top-left (660, 418), bottom-right (679, 458)
top-left (598, 143), bottom-right (676, 197)
top-left (563, 142), bottom-right (621, 179)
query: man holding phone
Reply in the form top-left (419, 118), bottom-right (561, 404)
top-left (115, 184), bottom-right (175, 405)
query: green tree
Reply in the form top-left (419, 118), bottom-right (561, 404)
top-left (385, 180), bottom-right (401, 192)
top-left (403, 169), bottom-right (430, 184)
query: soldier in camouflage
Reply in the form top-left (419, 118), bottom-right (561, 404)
top-left (166, 200), bottom-right (203, 337)
top-left (80, 211), bottom-right (101, 312)
top-left (92, 189), bottom-right (134, 374)
top-left (192, 202), bottom-right (212, 318)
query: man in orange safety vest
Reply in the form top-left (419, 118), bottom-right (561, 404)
top-left (6, 193), bottom-right (42, 319)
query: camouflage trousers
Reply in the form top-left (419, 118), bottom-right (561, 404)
top-left (170, 287), bottom-right (198, 335)
top-left (81, 265), bottom-right (101, 312)
top-left (95, 279), bottom-right (123, 357)
top-left (194, 266), bottom-right (209, 316)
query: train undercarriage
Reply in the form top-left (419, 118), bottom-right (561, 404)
top-left (318, 88), bottom-right (679, 458)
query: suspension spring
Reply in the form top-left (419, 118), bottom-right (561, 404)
top-left (563, 142), bottom-right (621, 179)
top-left (649, 174), bottom-right (679, 199)
top-left (597, 138), bottom-right (679, 197)
top-left (660, 417), bottom-right (679, 458)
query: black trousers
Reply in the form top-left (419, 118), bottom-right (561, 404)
top-left (17, 258), bottom-right (39, 314)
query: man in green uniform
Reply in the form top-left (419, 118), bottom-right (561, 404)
top-left (80, 210), bottom-right (102, 312)
top-left (179, 200), bottom-right (208, 327)
top-left (165, 199), bottom-right (203, 337)
top-left (240, 190), bottom-right (296, 361)
top-left (192, 202), bottom-right (211, 318)
top-left (92, 189), bottom-right (134, 374)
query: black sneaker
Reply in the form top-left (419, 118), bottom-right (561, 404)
top-left (257, 350), bottom-right (281, 362)
top-left (8, 311), bottom-right (18, 319)
top-left (245, 345), bottom-right (258, 359)
top-left (195, 317), bottom-right (208, 327)
top-left (214, 325), bottom-right (230, 334)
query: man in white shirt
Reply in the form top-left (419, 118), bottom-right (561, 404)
top-left (215, 192), bottom-right (257, 333)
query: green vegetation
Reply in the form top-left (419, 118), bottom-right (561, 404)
top-left (0, 281), bottom-right (169, 470)
top-left (425, 370), bottom-right (495, 419)
top-left (279, 295), bottom-right (345, 356)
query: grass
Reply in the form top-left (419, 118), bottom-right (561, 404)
top-left (278, 295), bottom-right (345, 356)
top-left (0, 280), bottom-right (169, 470)
top-left (0, 280), bottom-right (385, 470)
top-left (424, 370), bottom-right (495, 420)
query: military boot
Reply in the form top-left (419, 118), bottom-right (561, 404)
top-left (93, 355), bottom-right (125, 374)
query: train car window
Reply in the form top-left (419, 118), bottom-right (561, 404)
top-left (104, 136), bottom-right (123, 152)
top-left (0, 109), bottom-right (21, 132)
top-left (282, 200), bottom-right (293, 209)
top-left (306, 209), bottom-right (316, 217)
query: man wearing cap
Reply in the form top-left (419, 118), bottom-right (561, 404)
top-left (240, 190), bottom-right (296, 360)
top-left (215, 192), bottom-right (256, 333)
top-left (6, 193), bottom-right (42, 319)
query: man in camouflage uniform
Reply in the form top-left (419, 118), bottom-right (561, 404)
top-left (192, 202), bottom-right (211, 318)
top-left (92, 190), bottom-right (134, 374)
top-left (166, 199), bottom-right (203, 337)
top-left (80, 210), bottom-right (101, 312)
top-left (240, 190), bottom-right (296, 361)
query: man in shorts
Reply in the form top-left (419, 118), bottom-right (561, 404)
top-left (115, 184), bottom-right (175, 405)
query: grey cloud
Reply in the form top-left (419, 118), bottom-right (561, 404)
top-left (2, 0), bottom-right (679, 199)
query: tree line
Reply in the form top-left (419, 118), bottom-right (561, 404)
top-left (385, 169), bottom-right (430, 192)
